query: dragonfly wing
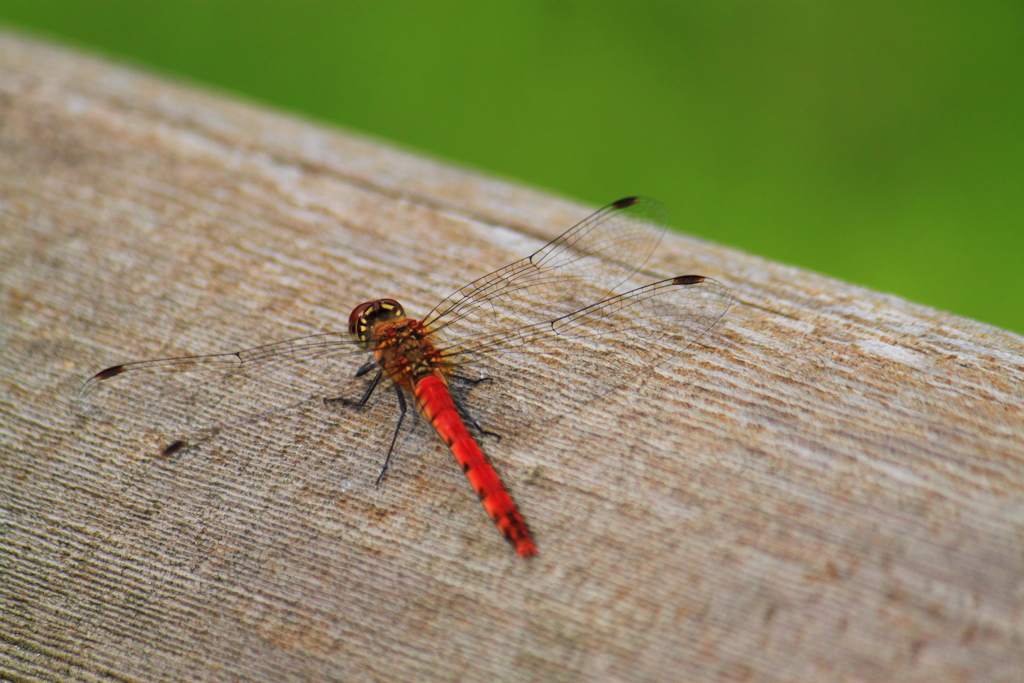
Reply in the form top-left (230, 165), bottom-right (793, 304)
top-left (76, 333), bottom-right (373, 455)
top-left (440, 276), bottom-right (732, 438)
top-left (423, 197), bottom-right (670, 348)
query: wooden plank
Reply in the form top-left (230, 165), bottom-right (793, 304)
top-left (1, 30), bottom-right (1022, 682)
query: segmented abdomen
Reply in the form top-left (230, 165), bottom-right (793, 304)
top-left (414, 375), bottom-right (536, 557)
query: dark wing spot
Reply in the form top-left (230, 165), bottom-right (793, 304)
top-left (94, 365), bottom-right (125, 381)
top-left (160, 440), bottom-right (187, 458)
top-left (673, 275), bottom-right (706, 285)
top-left (612, 196), bottom-right (640, 209)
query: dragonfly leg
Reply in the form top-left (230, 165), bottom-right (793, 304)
top-left (324, 366), bottom-right (383, 408)
top-left (451, 373), bottom-right (493, 388)
top-left (354, 360), bottom-right (378, 378)
top-left (449, 374), bottom-right (500, 440)
top-left (376, 386), bottom-right (407, 486)
top-left (452, 396), bottom-right (501, 442)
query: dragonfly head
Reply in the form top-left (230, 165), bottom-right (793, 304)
top-left (348, 298), bottom-right (406, 348)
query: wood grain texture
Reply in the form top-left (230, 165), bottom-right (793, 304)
top-left (2, 31), bottom-right (1023, 683)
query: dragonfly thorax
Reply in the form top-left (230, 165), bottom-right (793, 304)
top-left (373, 317), bottom-right (448, 389)
top-left (348, 298), bottom-right (406, 348)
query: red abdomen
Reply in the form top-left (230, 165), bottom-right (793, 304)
top-left (414, 375), bottom-right (536, 557)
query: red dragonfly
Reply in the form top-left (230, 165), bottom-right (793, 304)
top-left (78, 197), bottom-right (731, 558)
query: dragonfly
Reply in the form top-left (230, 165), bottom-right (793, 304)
top-left (78, 197), bottom-right (731, 558)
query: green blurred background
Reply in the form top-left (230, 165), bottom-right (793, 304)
top-left (2, 1), bottom-right (1021, 333)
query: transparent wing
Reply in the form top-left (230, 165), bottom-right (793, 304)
top-left (77, 197), bottom-right (730, 469)
top-left (423, 197), bottom-right (670, 347)
top-left (76, 333), bottom-right (374, 456)
top-left (436, 275), bottom-right (732, 438)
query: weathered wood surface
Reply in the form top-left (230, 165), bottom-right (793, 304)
top-left (2, 31), bottom-right (1023, 683)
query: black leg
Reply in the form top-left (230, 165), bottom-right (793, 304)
top-left (354, 361), bottom-right (377, 378)
top-left (448, 382), bottom-right (499, 440)
top-left (324, 367), bottom-right (383, 407)
top-left (450, 373), bottom-right (493, 388)
top-left (376, 386), bottom-right (407, 486)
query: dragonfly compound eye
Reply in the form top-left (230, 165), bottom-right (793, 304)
top-left (348, 299), bottom-right (406, 347)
